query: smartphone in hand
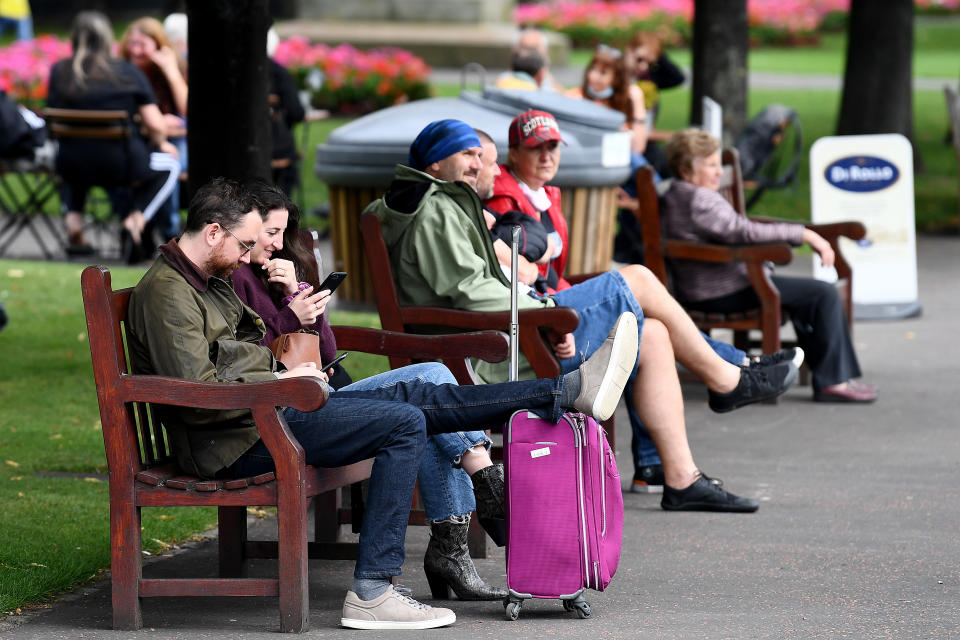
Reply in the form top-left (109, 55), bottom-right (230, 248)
top-left (317, 271), bottom-right (347, 295)
top-left (325, 351), bottom-right (349, 370)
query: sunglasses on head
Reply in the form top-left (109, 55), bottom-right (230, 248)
top-left (595, 43), bottom-right (622, 59)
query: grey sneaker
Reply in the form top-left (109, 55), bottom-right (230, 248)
top-left (572, 312), bottom-right (638, 422)
top-left (341, 586), bottom-right (456, 630)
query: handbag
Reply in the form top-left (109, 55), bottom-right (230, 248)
top-left (268, 330), bottom-right (322, 367)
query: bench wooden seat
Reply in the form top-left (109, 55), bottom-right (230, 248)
top-left (81, 265), bottom-right (508, 632)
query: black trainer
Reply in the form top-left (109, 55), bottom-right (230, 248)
top-left (661, 476), bottom-right (759, 513)
top-left (708, 360), bottom-right (798, 413)
top-left (631, 464), bottom-right (664, 493)
top-left (749, 347), bottom-right (805, 369)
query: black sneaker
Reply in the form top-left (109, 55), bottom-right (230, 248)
top-left (708, 360), bottom-right (798, 413)
top-left (631, 464), bottom-right (664, 493)
top-left (661, 476), bottom-right (759, 513)
top-left (631, 466), bottom-right (723, 494)
top-left (749, 347), bottom-right (805, 369)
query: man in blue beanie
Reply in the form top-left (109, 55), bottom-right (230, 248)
top-left (367, 117), bottom-right (801, 516)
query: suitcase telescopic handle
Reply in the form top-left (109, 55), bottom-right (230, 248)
top-left (509, 225), bottom-right (520, 382)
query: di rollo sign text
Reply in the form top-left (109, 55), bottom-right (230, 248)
top-left (810, 134), bottom-right (921, 319)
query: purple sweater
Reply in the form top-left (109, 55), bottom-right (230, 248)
top-left (661, 179), bottom-right (805, 302)
top-left (231, 264), bottom-right (337, 365)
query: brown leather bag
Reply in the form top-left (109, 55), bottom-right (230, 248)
top-left (268, 330), bottom-right (322, 367)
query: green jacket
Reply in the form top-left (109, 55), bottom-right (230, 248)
top-left (127, 242), bottom-right (280, 478)
top-left (365, 164), bottom-right (553, 381)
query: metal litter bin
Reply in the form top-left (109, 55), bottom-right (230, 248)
top-left (315, 86), bottom-right (631, 303)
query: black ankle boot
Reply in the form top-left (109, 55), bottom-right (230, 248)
top-left (423, 515), bottom-right (507, 601)
top-left (470, 463), bottom-right (506, 547)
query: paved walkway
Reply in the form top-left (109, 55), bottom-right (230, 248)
top-left (1, 233), bottom-right (957, 638)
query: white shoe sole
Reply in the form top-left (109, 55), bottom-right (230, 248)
top-left (792, 346), bottom-right (805, 369)
top-left (591, 312), bottom-right (638, 422)
top-left (341, 611), bottom-right (456, 630)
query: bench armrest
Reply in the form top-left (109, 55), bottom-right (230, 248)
top-left (120, 374), bottom-right (328, 413)
top-left (664, 240), bottom-right (793, 266)
top-left (332, 326), bottom-right (508, 364)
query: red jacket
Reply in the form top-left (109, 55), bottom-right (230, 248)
top-left (485, 166), bottom-right (571, 291)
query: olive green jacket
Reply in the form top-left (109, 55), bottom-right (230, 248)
top-left (365, 164), bottom-right (553, 381)
top-left (126, 241), bottom-right (280, 478)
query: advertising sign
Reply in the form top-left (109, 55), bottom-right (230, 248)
top-left (810, 134), bottom-right (921, 319)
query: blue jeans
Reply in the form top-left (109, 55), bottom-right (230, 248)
top-left (551, 271), bottom-right (746, 469)
top-left (225, 375), bottom-right (564, 578)
top-left (338, 363), bottom-right (491, 521)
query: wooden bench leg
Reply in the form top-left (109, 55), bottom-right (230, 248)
top-left (218, 506), bottom-right (247, 578)
top-left (467, 514), bottom-right (488, 559)
top-left (111, 500), bottom-right (143, 630)
top-left (277, 486), bottom-right (309, 633)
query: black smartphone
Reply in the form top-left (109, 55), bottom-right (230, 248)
top-left (325, 351), bottom-right (349, 370)
top-left (317, 271), bottom-right (347, 294)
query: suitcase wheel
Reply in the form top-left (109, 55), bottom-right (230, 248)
top-left (563, 595), bottom-right (592, 619)
top-left (504, 599), bottom-right (522, 621)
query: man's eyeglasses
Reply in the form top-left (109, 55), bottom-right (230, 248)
top-left (222, 225), bottom-right (254, 257)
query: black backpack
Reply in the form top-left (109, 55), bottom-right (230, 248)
top-left (0, 91), bottom-right (45, 160)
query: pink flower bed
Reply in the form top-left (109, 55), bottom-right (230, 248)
top-left (516, 0), bottom-right (960, 47)
top-left (0, 35), bottom-right (71, 109)
top-left (274, 37), bottom-right (431, 114)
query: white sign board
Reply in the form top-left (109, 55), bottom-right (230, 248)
top-left (702, 96), bottom-right (722, 141)
top-left (810, 134), bottom-right (921, 319)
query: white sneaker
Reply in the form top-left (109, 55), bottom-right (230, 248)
top-left (573, 312), bottom-right (639, 422)
top-left (341, 586), bottom-right (456, 630)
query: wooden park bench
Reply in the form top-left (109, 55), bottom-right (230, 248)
top-left (81, 265), bottom-right (508, 632)
top-left (631, 148), bottom-right (865, 358)
top-left (359, 212), bottom-right (618, 454)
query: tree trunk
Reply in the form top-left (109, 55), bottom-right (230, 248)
top-left (690, 0), bottom-right (748, 144)
top-left (186, 0), bottom-right (272, 196)
top-left (836, 0), bottom-right (917, 163)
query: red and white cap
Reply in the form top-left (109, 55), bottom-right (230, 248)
top-left (508, 109), bottom-right (567, 148)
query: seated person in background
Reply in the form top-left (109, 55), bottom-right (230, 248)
top-left (481, 114), bottom-right (805, 492)
top-left (128, 176), bottom-right (638, 629)
top-left (626, 30), bottom-right (685, 176)
top-left (495, 47), bottom-right (548, 91)
top-left (120, 16), bottom-right (189, 242)
top-left (369, 117), bottom-right (800, 512)
top-left (661, 128), bottom-right (877, 404)
top-left (232, 179), bottom-right (507, 601)
top-left (267, 27), bottom-right (305, 196)
top-left (48, 11), bottom-right (180, 261)
top-left (508, 27), bottom-right (561, 91)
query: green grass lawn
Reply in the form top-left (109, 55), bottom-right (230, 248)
top-left (0, 259), bottom-right (384, 615)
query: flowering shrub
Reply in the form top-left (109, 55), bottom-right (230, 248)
top-left (0, 35), bottom-right (71, 110)
top-left (516, 0), bottom-right (960, 48)
top-left (274, 37), bottom-right (431, 115)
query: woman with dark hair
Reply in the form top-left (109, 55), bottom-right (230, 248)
top-left (47, 11), bottom-right (180, 261)
top-left (661, 128), bottom-right (876, 403)
top-left (231, 180), bottom-right (508, 602)
top-left (567, 44), bottom-right (649, 158)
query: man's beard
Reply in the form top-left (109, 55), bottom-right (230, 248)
top-left (204, 244), bottom-right (241, 279)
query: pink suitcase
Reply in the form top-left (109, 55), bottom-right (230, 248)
top-left (502, 409), bottom-right (624, 620)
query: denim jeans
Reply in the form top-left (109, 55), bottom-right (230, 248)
top-left (551, 271), bottom-right (747, 469)
top-left (338, 363), bottom-right (491, 521)
top-left (226, 375), bottom-right (564, 578)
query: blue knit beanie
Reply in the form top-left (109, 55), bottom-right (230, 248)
top-left (408, 119), bottom-right (481, 171)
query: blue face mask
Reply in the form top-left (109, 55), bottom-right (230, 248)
top-left (585, 85), bottom-right (614, 100)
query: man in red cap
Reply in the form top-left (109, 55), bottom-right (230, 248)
top-left (368, 117), bottom-right (801, 514)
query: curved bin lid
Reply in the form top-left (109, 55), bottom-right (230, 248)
top-left (315, 87), bottom-right (631, 189)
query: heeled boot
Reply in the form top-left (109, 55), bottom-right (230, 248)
top-left (470, 463), bottom-right (506, 547)
top-left (423, 514), bottom-right (507, 601)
